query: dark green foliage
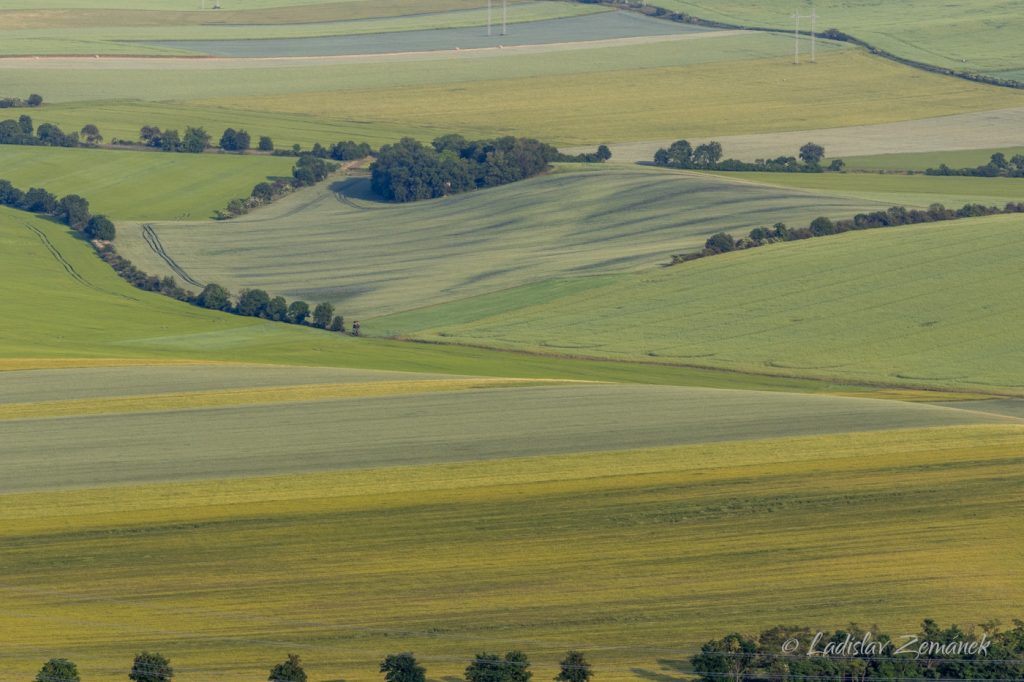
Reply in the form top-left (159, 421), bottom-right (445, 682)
top-left (292, 154), bottom-right (335, 186)
top-left (22, 187), bottom-right (59, 214)
top-left (182, 126), bottom-right (210, 153)
top-left (465, 651), bottom-right (532, 682)
top-left (287, 300), bottom-right (310, 324)
top-left (0, 179), bottom-right (24, 206)
top-left (799, 142), bottom-right (826, 166)
top-left (654, 140), bottom-right (830, 173)
top-left (129, 651), bottom-right (173, 682)
top-left (35, 122), bottom-right (78, 147)
top-left (236, 288), bottom-right (271, 317)
top-left (828, 158), bottom-right (846, 171)
top-left (313, 301), bottom-right (334, 329)
top-left (258, 135), bottom-right (274, 151)
top-left (380, 652), bottom-right (426, 682)
top-left (160, 129), bottom-right (182, 152)
top-left (220, 127), bottom-right (251, 151)
top-left (80, 123), bottom-right (102, 145)
top-left (269, 653), bottom-right (307, 682)
top-left (85, 214), bottom-right (115, 241)
top-left (554, 651), bottom-right (591, 682)
top-left (18, 114), bottom-right (32, 135)
top-left (926, 150), bottom-right (1024, 177)
top-left (372, 135), bottom-right (560, 202)
top-left (596, 145), bottom-right (612, 161)
top-left (704, 232), bottom-right (736, 254)
top-left (35, 658), bottom-right (80, 682)
top-left (59, 194), bottom-right (90, 230)
top-left (0, 119), bottom-right (27, 144)
top-left (671, 200), bottom-right (1023, 265)
top-left (27, 93), bottom-right (43, 107)
top-left (267, 295), bottom-right (288, 321)
top-left (197, 283), bottom-right (232, 310)
top-left (809, 216), bottom-right (836, 236)
top-left (330, 139), bottom-right (373, 161)
top-left (329, 314), bottom-right (345, 332)
top-left (251, 182), bottom-right (275, 202)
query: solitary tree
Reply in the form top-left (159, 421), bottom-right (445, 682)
top-left (80, 123), bottom-right (103, 145)
top-left (35, 658), bottom-right (80, 682)
top-left (799, 142), bottom-right (825, 166)
top-left (197, 283), bottom-right (232, 310)
top-left (27, 93), bottom-right (43, 107)
top-left (258, 135), bottom-right (274, 151)
top-left (554, 652), bottom-right (591, 682)
top-left (269, 653), bottom-right (307, 682)
top-left (85, 214), bottom-right (116, 241)
top-left (329, 315), bottom-right (345, 332)
top-left (312, 301), bottom-right (334, 329)
top-left (380, 652), bottom-right (426, 682)
top-left (129, 652), bottom-right (173, 682)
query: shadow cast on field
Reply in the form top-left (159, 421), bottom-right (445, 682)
top-left (630, 658), bottom-right (691, 682)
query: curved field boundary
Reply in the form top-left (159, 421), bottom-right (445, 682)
top-left (141, 223), bottom-right (203, 288)
top-left (23, 221), bottom-right (138, 301)
top-left (605, 2), bottom-right (1024, 90)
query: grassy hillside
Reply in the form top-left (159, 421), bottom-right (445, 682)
top-left (716, 171), bottom-right (1024, 208)
top-left (2, 425), bottom-right (1021, 681)
top-left (375, 213), bottom-right (1024, 394)
top-left (116, 166), bottom-right (894, 316)
top-left (0, 3), bottom-right (608, 56)
top-left (0, 206), bottom-right (857, 393)
top-left (655, 0), bottom-right (1024, 78)
top-left (0, 146), bottom-right (294, 220)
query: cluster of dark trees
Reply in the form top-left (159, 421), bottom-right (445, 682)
top-left (927, 151), bottom-right (1024, 177)
top-left (0, 115), bottom-right (99, 148)
top-left (371, 135), bottom-right (609, 203)
top-left (654, 140), bottom-right (842, 172)
top-left (0, 93), bottom-right (42, 108)
top-left (215, 154), bottom-right (339, 219)
top-left (0, 179), bottom-right (114, 239)
top-left (196, 282), bottom-right (348, 332)
top-left (692, 620), bottom-right (1024, 682)
top-left (31, 649), bottom-right (592, 682)
top-left (139, 125), bottom-right (212, 153)
top-left (671, 200), bottom-right (1024, 264)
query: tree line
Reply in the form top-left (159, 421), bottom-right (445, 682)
top-left (654, 140), bottom-right (843, 172)
top-left (0, 92), bottom-right (42, 108)
top-left (670, 200), bottom-right (1024, 265)
top-left (692, 619), bottom-right (1024, 682)
top-left (0, 179), bottom-right (114, 240)
top-left (0, 114), bottom-right (96, 148)
top-left (926, 151), bottom-right (1024, 178)
top-left (216, 154), bottom-right (340, 219)
top-left (371, 135), bottom-right (610, 203)
top-left (28, 648), bottom-right (593, 682)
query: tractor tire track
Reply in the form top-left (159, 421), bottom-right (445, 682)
top-left (24, 222), bottom-right (138, 301)
top-left (142, 223), bottom-right (203, 288)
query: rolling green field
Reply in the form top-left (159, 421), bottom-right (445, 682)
top-left (375, 213), bottom-right (1024, 394)
top-left (0, 3), bottom-right (607, 57)
top-left (655, 0), bottom-right (1024, 78)
top-left (716, 171), bottom-right (1024, 208)
top-left (116, 166), bottom-right (896, 316)
top-left (1, 206), bottom-right (857, 393)
top-left (843, 146), bottom-right (1024, 171)
top-left (2, 424), bottom-right (1022, 681)
top-left (0, 145), bottom-right (294, 220)
top-left (3, 34), bottom-right (1022, 149)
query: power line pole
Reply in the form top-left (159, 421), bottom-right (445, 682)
top-left (810, 6), bottom-right (818, 63)
top-left (791, 11), bottom-right (800, 64)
